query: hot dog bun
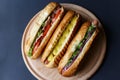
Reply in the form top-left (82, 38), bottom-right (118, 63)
top-left (24, 2), bottom-right (64, 59)
top-left (58, 20), bottom-right (99, 76)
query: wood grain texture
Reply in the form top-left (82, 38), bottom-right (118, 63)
top-left (21, 3), bottom-right (106, 80)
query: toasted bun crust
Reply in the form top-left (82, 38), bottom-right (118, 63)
top-left (58, 21), bottom-right (99, 76)
top-left (41, 10), bottom-right (75, 62)
top-left (32, 7), bottom-right (64, 59)
top-left (25, 2), bottom-right (58, 56)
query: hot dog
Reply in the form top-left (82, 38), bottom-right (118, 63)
top-left (58, 20), bottom-right (99, 76)
top-left (41, 10), bottom-right (81, 68)
top-left (24, 2), bottom-right (64, 59)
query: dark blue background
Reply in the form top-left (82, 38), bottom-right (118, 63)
top-left (0, 0), bottom-right (120, 80)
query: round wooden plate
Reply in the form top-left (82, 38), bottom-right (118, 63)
top-left (21, 3), bottom-right (106, 80)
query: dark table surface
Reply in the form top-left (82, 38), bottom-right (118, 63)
top-left (0, 0), bottom-right (120, 80)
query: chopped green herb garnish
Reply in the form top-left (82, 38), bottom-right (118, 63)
top-left (84, 25), bottom-right (94, 39)
top-left (28, 47), bottom-right (33, 57)
top-left (77, 42), bottom-right (83, 49)
top-left (88, 25), bottom-right (94, 32)
top-left (37, 30), bottom-right (43, 37)
top-left (41, 22), bottom-right (45, 27)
